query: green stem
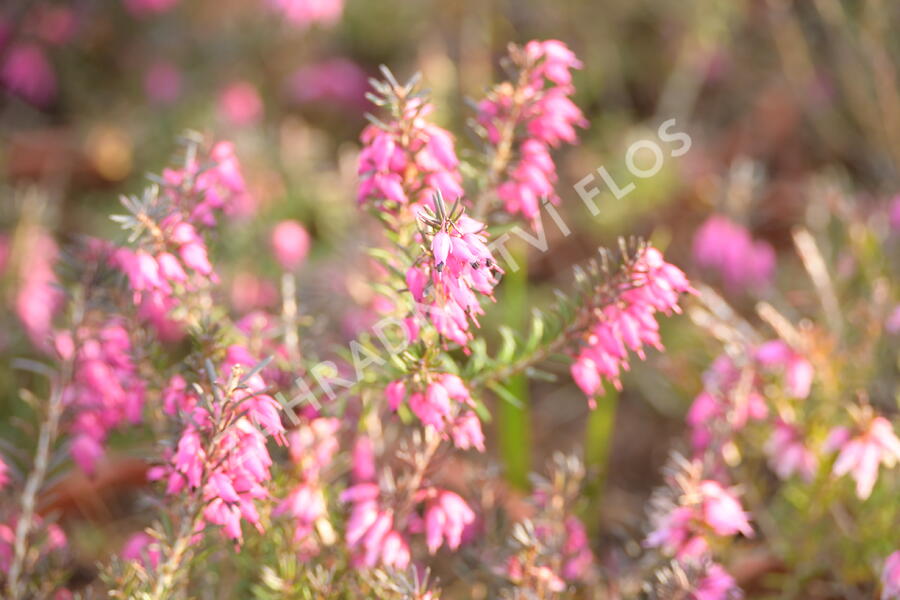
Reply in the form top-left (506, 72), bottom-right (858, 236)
top-left (583, 385), bottom-right (618, 533)
top-left (497, 243), bottom-right (531, 490)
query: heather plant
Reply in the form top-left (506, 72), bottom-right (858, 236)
top-left (0, 31), bottom-right (898, 600)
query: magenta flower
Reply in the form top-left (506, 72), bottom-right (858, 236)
top-left (407, 209), bottom-right (500, 348)
top-left (561, 516), bottom-right (594, 581)
top-left (693, 215), bottom-right (775, 293)
top-left (420, 488), bottom-right (477, 554)
top-left (647, 459), bottom-right (752, 559)
top-left (57, 319), bottom-right (146, 474)
top-left (826, 414), bottom-right (900, 499)
top-left (386, 374), bottom-right (484, 451)
top-left (570, 246), bottom-right (694, 407)
top-left (883, 551), bottom-right (900, 600)
top-left (358, 98), bottom-right (463, 213)
top-left (0, 456), bottom-right (8, 491)
top-left (478, 40), bottom-right (586, 224)
top-left (1, 43), bottom-right (56, 107)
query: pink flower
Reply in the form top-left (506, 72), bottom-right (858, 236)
top-left (422, 489), bottom-right (476, 554)
top-left (1, 43), bottom-right (56, 107)
top-left (827, 415), bottom-right (900, 499)
top-left (144, 61), bottom-right (182, 105)
top-left (765, 420), bottom-right (817, 482)
top-left (753, 340), bottom-right (814, 399)
top-left (14, 228), bottom-right (62, 351)
top-left (358, 93), bottom-right (463, 211)
top-left (890, 195), bottom-right (900, 233)
top-left (0, 456), bottom-right (8, 491)
top-left (883, 551), bottom-right (900, 600)
top-left (271, 220), bottom-right (311, 271)
top-left (287, 58), bottom-right (367, 110)
top-left (218, 81), bottom-right (263, 127)
top-left (477, 40), bottom-right (586, 224)
top-left (561, 516), bottom-right (593, 581)
top-left (60, 320), bottom-right (146, 474)
top-left (646, 459), bottom-right (752, 558)
top-left (693, 215), bottom-right (775, 293)
top-left (698, 481), bottom-right (753, 537)
top-left (122, 532), bottom-right (161, 569)
top-left (570, 246), bottom-right (694, 407)
top-left (407, 210), bottom-right (500, 348)
top-left (268, 0), bottom-right (343, 28)
top-left (450, 411), bottom-right (485, 452)
top-left (695, 562), bottom-right (741, 600)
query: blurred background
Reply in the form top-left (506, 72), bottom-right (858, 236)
top-left (2, 0), bottom-right (899, 593)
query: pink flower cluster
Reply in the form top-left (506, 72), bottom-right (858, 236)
top-left (561, 516), bottom-right (594, 581)
top-left (570, 246), bottom-right (694, 408)
top-left (274, 418), bottom-right (340, 555)
top-left (386, 374), bottom-right (485, 452)
top-left (693, 561), bottom-right (741, 600)
top-left (150, 347), bottom-right (284, 545)
top-left (0, 516), bottom-right (66, 574)
top-left (114, 215), bottom-right (215, 340)
top-left (406, 212), bottom-right (500, 347)
top-left (764, 419), bottom-right (817, 482)
top-left (55, 319), bottom-right (145, 474)
top-left (358, 101), bottom-right (463, 212)
top-left (825, 413), bottom-right (900, 500)
top-left (162, 141), bottom-right (255, 226)
top-left (692, 215), bottom-right (775, 293)
top-left (647, 477), bottom-right (753, 559)
top-left (340, 437), bottom-right (476, 568)
top-left (687, 340), bottom-right (813, 461)
top-left (478, 40), bottom-right (587, 223)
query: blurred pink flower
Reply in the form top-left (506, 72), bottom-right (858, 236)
top-left (889, 195), bottom-right (900, 232)
top-left (271, 220), bottom-right (311, 271)
top-left (121, 532), bottom-right (161, 569)
top-left (826, 415), bottom-right (900, 499)
top-left (753, 340), bottom-right (814, 399)
top-left (0, 456), bottom-right (8, 490)
top-left (218, 81), bottom-right (263, 126)
top-left (268, 0), bottom-right (342, 28)
top-left (29, 5), bottom-right (78, 45)
top-left (15, 228), bottom-right (62, 351)
top-left (883, 551), bottom-right (900, 600)
top-left (695, 562), bottom-right (741, 600)
top-left (230, 272), bottom-right (278, 313)
top-left (765, 420), bottom-right (817, 482)
top-left (144, 61), bottom-right (182, 105)
top-left (288, 57), bottom-right (367, 109)
top-left (693, 215), bottom-right (775, 292)
top-left (1, 43), bottom-right (56, 108)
